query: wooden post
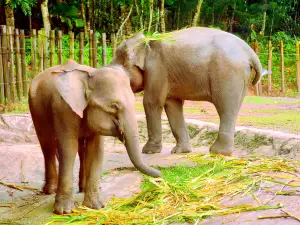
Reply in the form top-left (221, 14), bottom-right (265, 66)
top-left (38, 30), bottom-right (44, 72)
top-left (57, 30), bottom-right (62, 65)
top-left (102, 33), bottom-right (107, 66)
top-left (69, 31), bottom-right (75, 59)
top-left (92, 31), bottom-right (97, 68)
top-left (20, 30), bottom-right (27, 97)
top-left (280, 40), bottom-right (285, 93)
top-left (296, 41), bottom-right (300, 92)
top-left (111, 33), bottom-right (116, 58)
top-left (267, 40), bottom-right (272, 95)
top-left (79, 32), bottom-right (84, 64)
top-left (7, 26), bottom-right (15, 102)
top-left (89, 30), bottom-right (93, 67)
top-left (14, 29), bottom-right (22, 100)
top-left (49, 30), bottom-right (55, 66)
top-left (0, 27), bottom-right (4, 104)
top-left (1, 26), bottom-right (10, 103)
top-left (31, 29), bottom-right (37, 77)
top-left (43, 30), bottom-right (49, 69)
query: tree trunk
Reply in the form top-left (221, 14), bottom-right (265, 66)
top-left (193, 0), bottom-right (204, 27)
top-left (110, 0), bottom-right (114, 32)
top-left (160, 0), bottom-right (165, 32)
top-left (5, 4), bottom-right (15, 29)
top-left (134, 0), bottom-right (143, 31)
top-left (176, 0), bottom-right (181, 29)
top-left (270, 7), bottom-right (275, 36)
top-left (155, 8), bottom-right (160, 32)
top-left (41, 0), bottom-right (51, 34)
top-left (116, 5), bottom-right (133, 43)
top-left (86, 0), bottom-right (92, 31)
top-left (260, 9), bottom-right (267, 36)
top-left (29, 15), bottom-right (32, 32)
top-left (80, 0), bottom-right (88, 36)
top-left (228, 0), bottom-right (236, 33)
top-left (120, 3), bottom-right (126, 36)
top-left (125, 6), bottom-right (133, 35)
top-left (211, 4), bottom-right (215, 26)
top-left (102, 0), bottom-right (106, 30)
top-left (148, 0), bottom-right (154, 33)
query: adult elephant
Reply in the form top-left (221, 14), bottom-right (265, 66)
top-left (111, 27), bottom-right (269, 156)
top-left (28, 59), bottom-right (160, 214)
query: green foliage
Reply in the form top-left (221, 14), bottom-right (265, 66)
top-left (2, 0), bottom-right (36, 15)
top-left (50, 1), bottom-right (85, 29)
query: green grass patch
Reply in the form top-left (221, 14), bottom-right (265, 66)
top-left (0, 98), bottom-right (29, 114)
top-left (49, 153), bottom-right (300, 225)
top-left (243, 96), bottom-right (300, 104)
top-left (238, 110), bottom-right (300, 133)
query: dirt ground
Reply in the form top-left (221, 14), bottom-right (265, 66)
top-left (1, 141), bottom-right (300, 225)
top-left (134, 96), bottom-right (300, 134)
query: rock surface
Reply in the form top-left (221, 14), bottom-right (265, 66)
top-left (1, 114), bottom-right (300, 158)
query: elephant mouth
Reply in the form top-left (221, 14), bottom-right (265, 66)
top-left (118, 130), bottom-right (125, 143)
top-left (113, 118), bottom-right (125, 143)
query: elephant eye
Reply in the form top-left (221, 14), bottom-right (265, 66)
top-left (111, 103), bottom-right (119, 111)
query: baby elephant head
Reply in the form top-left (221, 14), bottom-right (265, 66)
top-left (53, 60), bottom-right (160, 177)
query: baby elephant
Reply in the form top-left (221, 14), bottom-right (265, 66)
top-left (28, 59), bottom-right (160, 214)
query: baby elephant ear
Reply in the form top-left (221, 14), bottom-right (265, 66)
top-left (53, 70), bottom-right (88, 118)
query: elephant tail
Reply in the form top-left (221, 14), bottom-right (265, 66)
top-left (249, 51), bottom-right (271, 86)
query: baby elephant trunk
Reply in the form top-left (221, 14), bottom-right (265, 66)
top-left (122, 110), bottom-right (161, 177)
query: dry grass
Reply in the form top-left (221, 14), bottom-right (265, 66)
top-left (48, 153), bottom-right (300, 225)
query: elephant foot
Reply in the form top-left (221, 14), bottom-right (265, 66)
top-left (171, 143), bottom-right (192, 154)
top-left (83, 194), bottom-right (104, 209)
top-left (142, 141), bottom-right (162, 154)
top-left (43, 181), bottom-right (57, 194)
top-left (209, 132), bottom-right (233, 156)
top-left (54, 196), bottom-right (73, 215)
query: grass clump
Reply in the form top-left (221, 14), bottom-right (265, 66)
top-left (49, 153), bottom-right (300, 225)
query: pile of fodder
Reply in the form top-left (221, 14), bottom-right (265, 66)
top-left (49, 153), bottom-right (300, 225)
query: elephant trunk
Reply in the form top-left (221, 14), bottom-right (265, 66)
top-left (122, 110), bottom-right (161, 177)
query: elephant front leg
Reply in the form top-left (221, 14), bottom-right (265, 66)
top-left (54, 137), bottom-right (78, 214)
top-left (142, 95), bottom-right (164, 154)
top-left (164, 99), bottom-right (191, 154)
top-left (82, 135), bottom-right (104, 209)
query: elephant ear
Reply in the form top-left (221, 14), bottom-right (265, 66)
top-left (52, 59), bottom-right (96, 118)
top-left (125, 33), bottom-right (147, 71)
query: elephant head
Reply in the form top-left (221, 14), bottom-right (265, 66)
top-left (111, 33), bottom-right (147, 93)
top-left (53, 59), bottom-right (160, 177)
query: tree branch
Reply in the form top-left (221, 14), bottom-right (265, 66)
top-left (116, 5), bottom-right (133, 44)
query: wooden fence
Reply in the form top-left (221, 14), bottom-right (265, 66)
top-left (0, 25), bottom-right (111, 105)
top-left (0, 25), bottom-right (300, 106)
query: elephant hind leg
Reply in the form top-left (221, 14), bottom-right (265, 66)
top-left (210, 76), bottom-right (246, 156)
top-left (35, 126), bottom-right (58, 194)
top-left (78, 138), bottom-right (86, 192)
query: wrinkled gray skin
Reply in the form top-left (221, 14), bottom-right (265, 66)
top-left (28, 59), bottom-right (160, 215)
top-left (111, 27), bottom-right (268, 156)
